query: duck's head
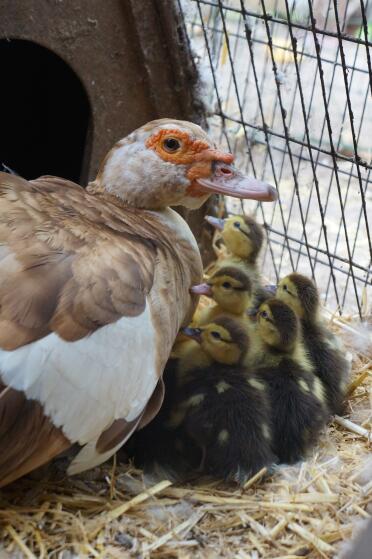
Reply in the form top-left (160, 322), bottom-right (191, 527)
top-left (205, 214), bottom-right (264, 262)
top-left (276, 273), bottom-right (319, 321)
top-left (89, 119), bottom-right (277, 209)
top-left (257, 298), bottom-right (299, 352)
top-left (190, 267), bottom-right (252, 315)
top-left (181, 316), bottom-right (249, 365)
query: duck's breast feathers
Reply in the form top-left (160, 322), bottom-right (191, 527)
top-left (0, 172), bottom-right (201, 481)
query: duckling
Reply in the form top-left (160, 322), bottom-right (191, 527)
top-left (190, 266), bottom-right (253, 327)
top-left (177, 266), bottom-right (252, 351)
top-left (276, 273), bottom-right (351, 415)
top-left (205, 214), bottom-right (273, 309)
top-left (127, 316), bottom-right (248, 477)
top-left (127, 320), bottom-right (218, 476)
top-left (254, 298), bottom-right (328, 464)
top-left (173, 316), bottom-right (275, 484)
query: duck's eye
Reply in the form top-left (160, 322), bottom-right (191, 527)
top-left (211, 331), bottom-right (221, 340)
top-left (260, 310), bottom-right (268, 319)
top-left (233, 221), bottom-right (241, 228)
top-left (222, 282), bottom-right (232, 289)
top-left (163, 137), bottom-right (181, 152)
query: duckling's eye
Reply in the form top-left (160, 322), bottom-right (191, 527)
top-left (233, 221), bottom-right (241, 228)
top-left (222, 282), bottom-right (232, 289)
top-left (282, 284), bottom-right (288, 291)
top-left (260, 310), bottom-right (268, 319)
top-left (211, 331), bottom-right (221, 339)
top-left (163, 138), bottom-right (181, 152)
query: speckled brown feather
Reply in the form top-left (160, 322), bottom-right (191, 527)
top-left (0, 175), bottom-right (156, 349)
top-left (0, 384), bottom-right (70, 488)
top-left (0, 172), bottom-right (201, 485)
top-left (0, 172), bottom-right (196, 346)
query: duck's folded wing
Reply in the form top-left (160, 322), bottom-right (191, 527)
top-left (0, 172), bottom-right (174, 485)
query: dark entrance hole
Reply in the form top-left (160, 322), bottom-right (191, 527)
top-left (0, 39), bottom-right (91, 183)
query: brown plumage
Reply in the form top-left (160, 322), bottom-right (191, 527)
top-left (0, 172), bottom-right (199, 485)
top-left (0, 118), bottom-right (276, 487)
top-left (0, 383), bottom-right (70, 488)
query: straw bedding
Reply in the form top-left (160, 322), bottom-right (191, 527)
top-left (0, 314), bottom-right (370, 558)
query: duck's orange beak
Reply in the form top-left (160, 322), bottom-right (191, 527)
top-left (187, 149), bottom-right (277, 202)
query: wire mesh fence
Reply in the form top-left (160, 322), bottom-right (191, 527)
top-left (180, 0), bottom-right (372, 319)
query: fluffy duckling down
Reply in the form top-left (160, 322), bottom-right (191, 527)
top-left (206, 214), bottom-right (273, 309)
top-left (190, 266), bottom-right (253, 327)
top-left (254, 298), bottom-right (328, 464)
top-left (129, 316), bottom-right (274, 483)
top-left (173, 316), bottom-right (275, 484)
top-left (276, 273), bottom-right (351, 415)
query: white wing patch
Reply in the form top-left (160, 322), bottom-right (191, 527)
top-left (0, 302), bottom-right (158, 445)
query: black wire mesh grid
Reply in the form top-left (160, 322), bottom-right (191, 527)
top-left (180, 0), bottom-right (372, 319)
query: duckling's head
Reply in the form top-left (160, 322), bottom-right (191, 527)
top-left (206, 214), bottom-right (264, 262)
top-left (89, 119), bottom-right (277, 210)
top-left (190, 267), bottom-right (252, 315)
top-left (277, 273), bottom-right (319, 321)
top-left (182, 316), bottom-right (249, 365)
top-left (257, 298), bottom-right (299, 352)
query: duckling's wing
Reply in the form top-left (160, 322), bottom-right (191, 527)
top-left (0, 172), bottom-right (188, 485)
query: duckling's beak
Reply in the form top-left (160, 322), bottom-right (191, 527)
top-left (189, 283), bottom-right (213, 296)
top-left (204, 215), bottom-right (225, 231)
top-left (196, 161), bottom-right (278, 202)
top-left (265, 284), bottom-right (277, 296)
top-left (181, 327), bottom-right (203, 343)
top-left (247, 308), bottom-right (258, 318)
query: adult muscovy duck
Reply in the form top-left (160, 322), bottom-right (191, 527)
top-left (0, 118), bottom-right (277, 486)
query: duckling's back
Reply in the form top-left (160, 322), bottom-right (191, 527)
top-left (181, 364), bottom-right (274, 483)
top-left (256, 355), bottom-right (328, 464)
top-left (302, 319), bottom-right (351, 415)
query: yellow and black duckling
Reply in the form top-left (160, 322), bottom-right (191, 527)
top-left (128, 316), bottom-right (274, 482)
top-left (125, 319), bottom-right (224, 476)
top-left (190, 266), bottom-right (253, 326)
top-left (205, 214), bottom-right (273, 310)
top-left (276, 273), bottom-right (351, 415)
top-left (254, 298), bottom-right (328, 464)
top-left (172, 316), bottom-right (275, 484)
